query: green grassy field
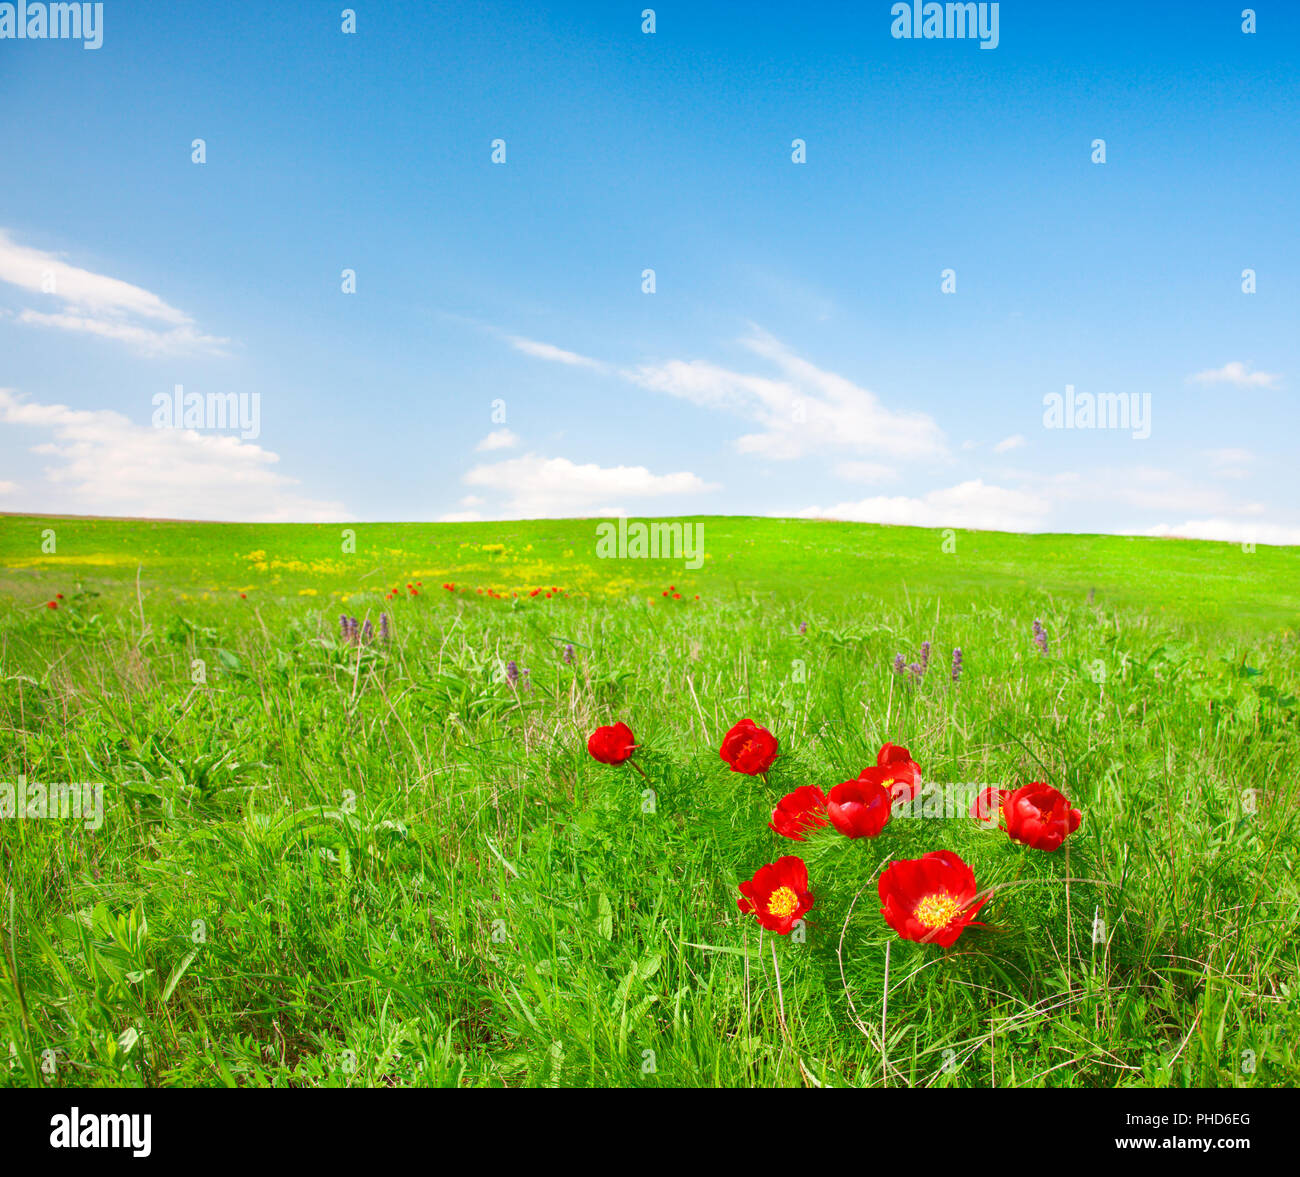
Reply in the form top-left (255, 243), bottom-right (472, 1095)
top-left (1, 513), bottom-right (1298, 1087)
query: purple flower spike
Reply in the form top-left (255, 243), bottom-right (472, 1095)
top-left (798, 622), bottom-right (808, 635)
top-left (1033, 619), bottom-right (1049, 656)
top-left (893, 653), bottom-right (905, 676)
top-left (920, 640), bottom-right (932, 673)
top-left (951, 647), bottom-right (963, 683)
top-left (506, 660), bottom-right (519, 687)
top-left (379, 613), bottom-right (390, 643)
top-left (563, 643), bottom-right (574, 664)
top-left (362, 619), bottom-right (374, 645)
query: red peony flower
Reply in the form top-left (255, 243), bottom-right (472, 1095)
top-left (769, 785), bottom-right (828, 841)
top-left (1001, 782), bottom-right (1081, 851)
top-left (826, 775), bottom-right (893, 838)
top-left (878, 850), bottom-right (987, 947)
top-left (737, 855), bottom-right (814, 934)
top-left (587, 722), bottom-right (636, 765)
top-left (868, 743), bottom-right (923, 802)
top-left (719, 719), bottom-right (779, 775)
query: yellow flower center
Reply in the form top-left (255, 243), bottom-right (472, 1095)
top-left (767, 886), bottom-right (800, 918)
top-left (914, 892), bottom-right (963, 929)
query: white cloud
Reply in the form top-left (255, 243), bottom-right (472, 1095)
top-left (475, 428), bottom-right (520, 451)
top-left (436, 511), bottom-right (483, 523)
top-left (1144, 518), bottom-right (1300, 546)
top-left (511, 327), bottom-right (947, 463)
top-left (0, 389), bottom-right (348, 522)
top-left (1189, 362), bottom-right (1280, 389)
top-left (0, 229), bottom-right (227, 355)
top-left (993, 434), bottom-right (1026, 453)
top-left (795, 479), bottom-right (1050, 532)
top-left (507, 336), bottom-right (608, 370)
top-left (461, 452), bottom-right (717, 518)
top-left (0, 480), bottom-right (17, 495)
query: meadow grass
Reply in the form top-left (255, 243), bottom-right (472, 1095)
top-left (1, 513), bottom-right (1298, 1088)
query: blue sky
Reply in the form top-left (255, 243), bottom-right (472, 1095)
top-left (1, 0), bottom-right (1297, 542)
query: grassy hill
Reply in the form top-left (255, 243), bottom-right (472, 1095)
top-left (1, 514), bottom-right (1297, 1087)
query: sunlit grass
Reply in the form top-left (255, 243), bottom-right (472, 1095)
top-left (1, 514), bottom-right (1297, 1087)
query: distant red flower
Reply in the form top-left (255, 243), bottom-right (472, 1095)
top-left (46, 600), bottom-right (58, 610)
top-left (587, 722), bottom-right (636, 765)
top-left (672, 592), bottom-right (681, 599)
top-left (1002, 783), bottom-right (1082, 851)
top-left (239, 592), bottom-right (247, 599)
top-left (869, 743), bottom-right (923, 802)
top-left (769, 785), bottom-right (828, 841)
top-left (662, 591), bottom-right (669, 597)
top-left (56, 593), bottom-right (64, 599)
top-left (719, 719), bottom-right (779, 775)
top-left (878, 850), bottom-right (987, 947)
top-left (737, 855), bottom-right (814, 934)
top-left (826, 775), bottom-right (892, 838)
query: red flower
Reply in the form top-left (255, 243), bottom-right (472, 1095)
top-left (587, 722), bottom-right (636, 765)
top-left (56, 593), bottom-right (64, 599)
top-left (769, 785), bottom-right (828, 841)
top-left (240, 592), bottom-right (247, 599)
top-left (1002, 782), bottom-right (1081, 851)
top-left (672, 592), bottom-right (681, 599)
top-left (719, 719), bottom-right (779, 775)
top-left (970, 786), bottom-right (1005, 824)
top-left (46, 600), bottom-right (58, 610)
top-left (826, 775), bottom-right (892, 838)
top-left (737, 855), bottom-right (814, 934)
top-left (878, 850), bottom-right (987, 947)
top-left (868, 743), bottom-right (923, 802)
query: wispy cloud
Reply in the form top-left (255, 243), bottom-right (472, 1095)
top-left (1189, 361), bottom-right (1280, 389)
top-left (993, 434), bottom-right (1026, 453)
top-left (510, 326), bottom-right (947, 463)
top-left (507, 336), bottom-right (608, 370)
top-left (0, 389), bottom-right (346, 521)
top-left (0, 229), bottom-right (227, 356)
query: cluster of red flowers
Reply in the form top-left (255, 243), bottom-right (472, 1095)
top-left (45, 592), bottom-right (65, 610)
top-left (438, 582), bottom-right (567, 601)
top-left (586, 715), bottom-right (1084, 950)
top-left (386, 581), bottom-right (423, 601)
top-left (658, 584), bottom-right (700, 601)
